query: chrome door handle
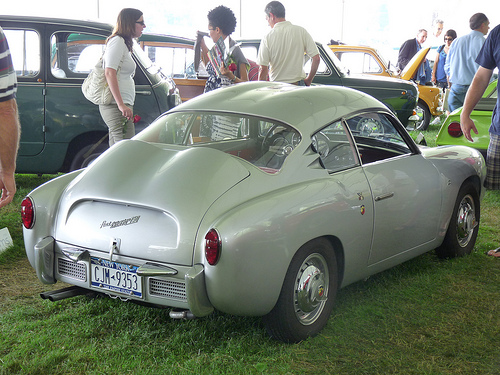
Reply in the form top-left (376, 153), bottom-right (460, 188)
top-left (136, 90), bottom-right (152, 96)
top-left (374, 192), bottom-right (394, 202)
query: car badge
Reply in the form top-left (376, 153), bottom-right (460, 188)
top-left (100, 215), bottom-right (141, 229)
top-left (360, 205), bottom-right (365, 215)
top-left (357, 192), bottom-right (364, 201)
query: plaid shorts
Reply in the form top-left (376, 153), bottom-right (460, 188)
top-left (485, 133), bottom-right (500, 190)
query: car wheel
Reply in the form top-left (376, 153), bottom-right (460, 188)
top-left (69, 142), bottom-right (108, 171)
top-left (263, 238), bottom-right (338, 343)
top-left (435, 182), bottom-right (480, 259)
top-left (414, 100), bottom-right (431, 131)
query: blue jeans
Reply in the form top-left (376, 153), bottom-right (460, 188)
top-left (448, 84), bottom-right (469, 112)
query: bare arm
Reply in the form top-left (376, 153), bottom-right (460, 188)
top-left (0, 98), bottom-right (20, 208)
top-left (459, 67), bottom-right (493, 142)
top-left (304, 54), bottom-right (320, 86)
top-left (104, 67), bottom-right (132, 120)
top-left (431, 53), bottom-right (440, 84)
top-left (258, 65), bottom-right (269, 81)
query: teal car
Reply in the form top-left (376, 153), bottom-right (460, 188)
top-left (0, 16), bottom-right (181, 173)
top-left (436, 80), bottom-right (497, 154)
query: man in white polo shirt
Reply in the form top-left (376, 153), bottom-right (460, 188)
top-left (257, 1), bottom-right (320, 86)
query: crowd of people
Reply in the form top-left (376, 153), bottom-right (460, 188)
top-left (1, 4), bottom-right (499, 256)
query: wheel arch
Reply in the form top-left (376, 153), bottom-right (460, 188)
top-left (61, 130), bottom-right (108, 172)
top-left (322, 235), bottom-right (345, 288)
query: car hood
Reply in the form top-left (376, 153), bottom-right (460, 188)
top-left (400, 47), bottom-right (430, 81)
top-left (53, 140), bottom-right (250, 266)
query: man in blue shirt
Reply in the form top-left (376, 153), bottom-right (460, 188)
top-left (460, 23), bottom-right (500, 256)
top-left (445, 13), bottom-right (490, 112)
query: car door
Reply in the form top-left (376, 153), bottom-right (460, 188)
top-left (346, 112), bottom-right (442, 265)
top-left (2, 26), bottom-right (45, 156)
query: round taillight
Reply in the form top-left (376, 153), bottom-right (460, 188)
top-left (21, 197), bottom-right (35, 229)
top-left (205, 229), bottom-right (221, 266)
top-left (447, 122), bottom-right (463, 138)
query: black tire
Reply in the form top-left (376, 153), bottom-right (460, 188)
top-left (263, 238), bottom-right (338, 343)
top-left (414, 100), bottom-right (431, 131)
top-left (435, 182), bottom-right (480, 259)
top-left (69, 143), bottom-right (108, 171)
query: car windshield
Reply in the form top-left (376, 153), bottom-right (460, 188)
top-left (136, 112), bottom-right (302, 173)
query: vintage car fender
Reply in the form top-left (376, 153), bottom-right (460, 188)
top-left (24, 170), bottom-right (84, 274)
top-left (420, 145), bottom-right (486, 234)
top-left (196, 162), bottom-right (372, 316)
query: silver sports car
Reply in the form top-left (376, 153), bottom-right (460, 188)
top-left (22, 82), bottom-right (486, 343)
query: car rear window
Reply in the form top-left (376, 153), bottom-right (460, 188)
top-left (136, 112), bottom-right (301, 173)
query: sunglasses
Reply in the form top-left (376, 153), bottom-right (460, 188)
top-left (136, 21), bottom-right (146, 26)
top-left (444, 37), bottom-right (453, 41)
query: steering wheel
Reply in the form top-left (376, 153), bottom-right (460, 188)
top-left (356, 118), bottom-right (384, 136)
top-left (262, 125), bottom-right (298, 156)
top-left (311, 132), bottom-right (330, 158)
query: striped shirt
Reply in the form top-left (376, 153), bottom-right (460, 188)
top-left (0, 27), bottom-right (17, 102)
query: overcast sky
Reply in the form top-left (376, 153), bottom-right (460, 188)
top-left (4, 0), bottom-right (497, 61)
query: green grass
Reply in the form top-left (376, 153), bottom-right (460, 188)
top-left (1, 133), bottom-right (500, 374)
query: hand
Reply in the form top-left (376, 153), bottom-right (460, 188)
top-left (303, 77), bottom-right (313, 86)
top-left (118, 103), bottom-right (133, 120)
top-left (459, 114), bottom-right (478, 142)
top-left (0, 172), bottom-right (16, 208)
top-left (220, 63), bottom-right (236, 81)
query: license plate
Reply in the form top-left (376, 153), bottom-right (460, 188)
top-left (91, 257), bottom-right (142, 298)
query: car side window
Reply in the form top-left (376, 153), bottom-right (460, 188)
top-left (312, 120), bottom-right (359, 173)
top-left (141, 44), bottom-right (196, 78)
top-left (346, 113), bottom-right (412, 164)
top-left (337, 52), bottom-right (382, 74)
top-left (50, 33), bottom-right (106, 79)
top-left (3, 29), bottom-right (40, 78)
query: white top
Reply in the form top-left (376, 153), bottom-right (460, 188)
top-left (257, 21), bottom-right (319, 83)
top-left (103, 36), bottom-right (136, 105)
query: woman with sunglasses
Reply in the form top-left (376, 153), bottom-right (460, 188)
top-left (100, 8), bottom-right (146, 146)
top-left (432, 29), bottom-right (457, 90)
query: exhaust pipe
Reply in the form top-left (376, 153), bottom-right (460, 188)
top-left (169, 309), bottom-right (196, 320)
top-left (40, 286), bottom-right (92, 302)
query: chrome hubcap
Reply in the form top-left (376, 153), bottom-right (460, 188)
top-left (456, 194), bottom-right (477, 247)
top-left (294, 253), bottom-right (329, 325)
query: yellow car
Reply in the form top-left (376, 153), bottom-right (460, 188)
top-left (330, 44), bottom-right (442, 130)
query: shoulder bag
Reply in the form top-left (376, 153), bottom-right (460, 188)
top-left (81, 52), bottom-right (113, 105)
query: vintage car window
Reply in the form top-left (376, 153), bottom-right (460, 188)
top-left (3, 29), bottom-right (40, 77)
top-left (137, 112), bottom-right (301, 173)
top-left (312, 120), bottom-right (359, 173)
top-left (336, 52), bottom-right (382, 74)
top-left (50, 33), bottom-right (106, 78)
top-left (321, 46), bottom-right (349, 76)
top-left (346, 113), bottom-right (412, 164)
top-left (142, 45), bottom-right (196, 78)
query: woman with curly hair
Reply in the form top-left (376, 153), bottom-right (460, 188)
top-left (199, 5), bottom-right (249, 92)
top-left (100, 8), bottom-right (146, 146)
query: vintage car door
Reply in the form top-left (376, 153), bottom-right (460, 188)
top-left (2, 25), bottom-right (45, 157)
top-left (345, 112), bottom-right (442, 265)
